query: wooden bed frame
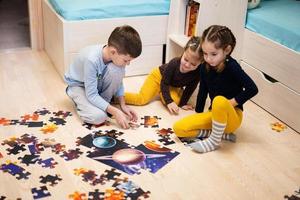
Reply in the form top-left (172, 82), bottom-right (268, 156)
top-left (240, 29), bottom-right (300, 132)
top-left (42, 0), bottom-right (169, 78)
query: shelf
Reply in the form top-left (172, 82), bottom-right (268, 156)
top-left (168, 34), bottom-right (190, 48)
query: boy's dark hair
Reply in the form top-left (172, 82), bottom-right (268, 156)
top-left (108, 25), bottom-right (142, 58)
top-left (202, 25), bottom-right (236, 55)
top-left (184, 36), bottom-right (203, 59)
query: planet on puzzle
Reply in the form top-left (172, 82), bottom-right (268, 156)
top-left (92, 136), bottom-right (116, 148)
top-left (94, 148), bottom-right (165, 165)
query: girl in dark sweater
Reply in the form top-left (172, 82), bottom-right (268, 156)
top-left (125, 36), bottom-right (203, 115)
top-left (173, 25), bottom-right (258, 153)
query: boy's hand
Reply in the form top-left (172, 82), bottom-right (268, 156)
top-left (181, 104), bottom-right (194, 110)
top-left (106, 105), bottom-right (130, 129)
top-left (114, 109), bottom-right (130, 129)
top-left (121, 105), bottom-right (138, 122)
top-left (167, 102), bottom-right (179, 115)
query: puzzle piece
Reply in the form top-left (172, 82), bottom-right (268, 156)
top-left (271, 122), bottom-right (287, 132)
top-left (39, 174), bottom-right (62, 186)
top-left (68, 191), bottom-right (87, 200)
top-left (51, 143), bottom-right (66, 154)
top-left (1, 162), bottom-right (31, 180)
top-left (103, 168), bottom-right (122, 182)
top-left (88, 189), bottom-right (103, 200)
top-left (31, 186), bottom-right (51, 199)
top-left (38, 158), bottom-right (58, 168)
top-left (53, 110), bottom-right (72, 118)
top-left (140, 116), bottom-right (161, 128)
top-left (1, 137), bottom-right (18, 147)
top-left (103, 188), bottom-right (125, 200)
top-left (34, 108), bottom-right (51, 116)
top-left (76, 134), bottom-right (95, 148)
top-left (28, 142), bottom-right (44, 154)
top-left (114, 178), bottom-right (139, 194)
top-left (48, 117), bottom-right (66, 126)
top-left (156, 128), bottom-right (175, 145)
top-left (18, 154), bottom-right (40, 166)
top-left (82, 121), bottom-right (110, 130)
top-left (0, 118), bottom-right (11, 126)
top-left (40, 123), bottom-right (58, 134)
top-left (21, 113), bottom-right (39, 122)
top-left (73, 168), bottom-right (106, 186)
top-left (6, 144), bottom-right (26, 155)
top-left (60, 148), bottom-right (83, 161)
top-left (17, 133), bottom-right (37, 144)
top-left (27, 121), bottom-right (45, 128)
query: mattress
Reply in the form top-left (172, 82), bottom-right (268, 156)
top-left (246, 0), bottom-right (300, 52)
top-left (48, 0), bottom-right (170, 20)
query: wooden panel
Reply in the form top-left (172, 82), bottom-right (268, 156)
top-left (67, 45), bottom-right (163, 77)
top-left (28, 0), bottom-right (44, 50)
top-left (64, 16), bottom-right (168, 53)
top-left (42, 0), bottom-right (66, 77)
top-left (241, 61), bottom-right (300, 132)
top-left (242, 29), bottom-right (300, 93)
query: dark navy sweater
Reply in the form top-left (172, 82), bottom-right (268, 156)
top-left (196, 56), bottom-right (258, 112)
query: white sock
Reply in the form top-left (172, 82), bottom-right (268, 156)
top-left (197, 130), bottom-right (236, 143)
top-left (190, 120), bottom-right (226, 153)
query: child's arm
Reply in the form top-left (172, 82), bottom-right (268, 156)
top-left (195, 68), bottom-right (208, 113)
top-left (231, 63), bottom-right (258, 106)
top-left (106, 104), bottom-right (130, 129)
top-left (178, 80), bottom-right (199, 108)
top-left (118, 96), bottom-right (138, 122)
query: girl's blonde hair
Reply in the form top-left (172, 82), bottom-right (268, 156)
top-left (184, 36), bottom-right (203, 61)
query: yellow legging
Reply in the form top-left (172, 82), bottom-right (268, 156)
top-left (173, 96), bottom-right (243, 137)
top-left (125, 67), bottom-right (183, 105)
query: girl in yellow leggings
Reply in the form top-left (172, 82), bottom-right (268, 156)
top-left (173, 25), bottom-right (258, 153)
top-left (125, 36), bottom-right (203, 115)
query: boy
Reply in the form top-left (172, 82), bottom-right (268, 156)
top-left (64, 25), bottom-right (142, 129)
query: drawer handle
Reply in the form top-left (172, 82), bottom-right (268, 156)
top-left (262, 72), bottom-right (278, 83)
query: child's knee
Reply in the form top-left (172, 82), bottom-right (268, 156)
top-left (173, 122), bottom-right (186, 137)
top-left (83, 112), bottom-right (107, 125)
top-left (212, 96), bottom-right (229, 110)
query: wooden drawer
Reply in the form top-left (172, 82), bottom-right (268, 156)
top-left (67, 45), bottom-right (163, 77)
top-left (242, 29), bottom-right (300, 93)
top-left (241, 61), bottom-right (300, 132)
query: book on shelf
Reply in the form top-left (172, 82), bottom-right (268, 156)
top-left (184, 0), bottom-right (200, 37)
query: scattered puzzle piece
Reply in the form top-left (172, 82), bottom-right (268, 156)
top-left (18, 154), bottom-right (40, 166)
top-left (1, 162), bottom-right (31, 180)
top-left (271, 122), bottom-right (287, 132)
top-left (53, 110), bottom-right (72, 118)
top-left (6, 144), bottom-right (26, 155)
top-left (0, 118), bottom-right (11, 126)
top-left (38, 158), bottom-right (58, 168)
top-left (68, 191), bottom-right (87, 200)
top-left (31, 186), bottom-right (51, 199)
top-left (21, 113), bottom-right (39, 122)
top-left (40, 174), bottom-right (62, 186)
top-left (60, 148), bottom-right (83, 161)
top-left (40, 123), bottom-right (58, 134)
top-left (49, 117), bottom-right (66, 126)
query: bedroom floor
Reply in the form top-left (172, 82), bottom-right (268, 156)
top-left (0, 50), bottom-right (299, 200)
top-left (0, 0), bottom-right (30, 51)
